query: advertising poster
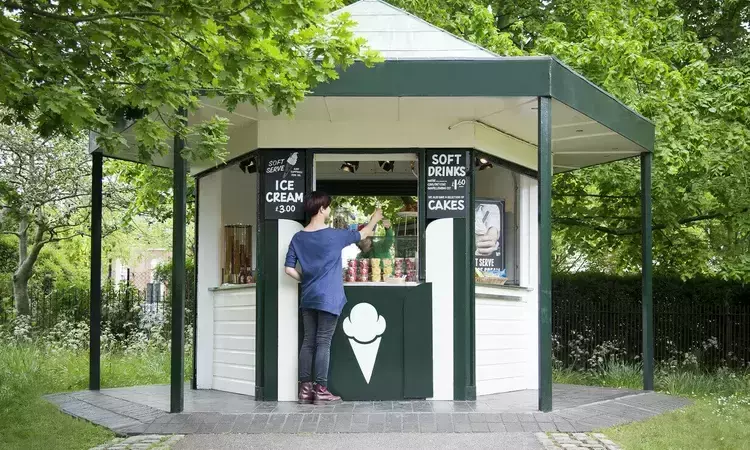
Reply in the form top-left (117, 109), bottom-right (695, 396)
top-left (263, 150), bottom-right (305, 220)
top-left (474, 199), bottom-right (505, 278)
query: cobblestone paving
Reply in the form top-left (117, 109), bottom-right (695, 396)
top-left (45, 384), bottom-right (691, 436)
top-left (536, 432), bottom-right (622, 449)
top-left (90, 435), bottom-right (184, 450)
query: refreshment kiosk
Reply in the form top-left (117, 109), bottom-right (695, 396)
top-left (89, 0), bottom-right (655, 411)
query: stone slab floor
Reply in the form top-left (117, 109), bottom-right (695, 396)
top-left (45, 384), bottom-right (690, 437)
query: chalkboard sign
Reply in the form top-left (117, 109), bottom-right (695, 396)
top-left (263, 150), bottom-right (305, 220)
top-left (425, 150), bottom-right (469, 219)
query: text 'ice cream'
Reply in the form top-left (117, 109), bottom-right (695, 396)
top-left (342, 303), bottom-right (387, 384)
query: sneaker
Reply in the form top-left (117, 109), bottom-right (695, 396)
top-left (298, 381), bottom-right (314, 404)
top-left (313, 384), bottom-right (342, 405)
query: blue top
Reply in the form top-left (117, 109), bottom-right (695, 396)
top-left (284, 228), bottom-right (361, 316)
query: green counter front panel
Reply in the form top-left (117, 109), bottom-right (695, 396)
top-left (326, 284), bottom-right (433, 401)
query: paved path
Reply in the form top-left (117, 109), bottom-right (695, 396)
top-left (92, 431), bottom-right (626, 450)
top-left (171, 432), bottom-right (545, 450)
top-left (45, 384), bottom-right (691, 436)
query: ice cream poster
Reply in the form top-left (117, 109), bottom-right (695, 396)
top-left (263, 150), bottom-right (305, 220)
top-left (474, 199), bottom-right (506, 277)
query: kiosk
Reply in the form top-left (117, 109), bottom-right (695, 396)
top-left (88, 0), bottom-right (656, 412)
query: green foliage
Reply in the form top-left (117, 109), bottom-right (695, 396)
top-left (374, 0), bottom-right (526, 55)
top-left (554, 362), bottom-right (750, 397)
top-left (0, 0), bottom-right (381, 164)
top-left (608, 396), bottom-right (750, 450)
top-left (531, 0), bottom-right (750, 280)
top-left (105, 159), bottom-right (196, 224)
top-left (385, 0), bottom-right (749, 280)
top-left (0, 339), bottom-right (192, 449)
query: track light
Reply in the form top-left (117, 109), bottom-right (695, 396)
top-left (239, 157), bottom-right (256, 174)
top-left (378, 160), bottom-right (394, 172)
top-left (340, 161), bottom-right (359, 173)
top-left (475, 157), bottom-right (493, 171)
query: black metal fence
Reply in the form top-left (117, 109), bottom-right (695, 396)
top-left (553, 273), bottom-right (750, 370)
top-left (0, 269), bottom-right (195, 333)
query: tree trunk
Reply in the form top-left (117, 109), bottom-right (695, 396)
top-left (12, 275), bottom-right (30, 316)
top-left (12, 218), bottom-right (45, 316)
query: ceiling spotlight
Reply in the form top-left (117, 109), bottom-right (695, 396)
top-left (340, 161), bottom-right (359, 173)
top-left (378, 160), bottom-right (395, 172)
top-left (476, 157), bottom-right (493, 171)
top-left (239, 157), bottom-right (256, 174)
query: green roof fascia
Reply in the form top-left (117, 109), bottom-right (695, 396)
top-left (549, 58), bottom-right (654, 152)
top-left (310, 57), bottom-right (654, 153)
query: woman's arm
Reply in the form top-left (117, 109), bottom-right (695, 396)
top-left (285, 266), bottom-right (302, 282)
top-left (372, 221), bottom-right (394, 255)
top-left (358, 208), bottom-right (383, 240)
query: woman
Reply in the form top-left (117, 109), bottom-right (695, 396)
top-left (284, 191), bottom-right (382, 404)
top-left (356, 219), bottom-right (394, 259)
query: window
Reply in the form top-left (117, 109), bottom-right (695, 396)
top-left (473, 155), bottom-right (523, 286)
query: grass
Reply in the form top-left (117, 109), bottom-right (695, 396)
top-left (608, 396), bottom-right (750, 450)
top-left (554, 362), bottom-right (750, 450)
top-left (0, 343), bottom-right (193, 450)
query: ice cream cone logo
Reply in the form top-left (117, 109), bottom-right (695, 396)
top-left (342, 303), bottom-right (386, 384)
top-left (283, 152), bottom-right (298, 179)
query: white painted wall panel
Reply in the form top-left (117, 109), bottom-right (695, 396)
top-left (196, 172), bottom-right (222, 389)
top-left (212, 377), bottom-right (254, 397)
top-left (426, 219), bottom-right (454, 400)
top-left (475, 175), bottom-right (539, 396)
top-left (277, 220), bottom-right (304, 402)
top-left (210, 287), bottom-right (256, 397)
top-left (214, 306), bottom-right (255, 322)
top-left (215, 321), bottom-right (256, 337)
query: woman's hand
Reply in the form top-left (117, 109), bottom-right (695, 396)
top-left (284, 266), bottom-right (302, 282)
top-left (382, 219), bottom-right (391, 229)
top-left (476, 227), bottom-right (500, 256)
top-left (372, 208), bottom-right (384, 223)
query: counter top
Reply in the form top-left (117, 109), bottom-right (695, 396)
top-left (344, 282), bottom-right (421, 287)
top-left (209, 283), bottom-right (257, 292)
top-left (475, 283), bottom-right (531, 301)
top-left (475, 283), bottom-right (532, 291)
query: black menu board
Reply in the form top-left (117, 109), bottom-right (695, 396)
top-left (263, 150), bottom-right (305, 220)
top-left (425, 150), bottom-right (469, 219)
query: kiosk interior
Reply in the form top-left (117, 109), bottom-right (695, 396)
top-left (312, 153), bottom-right (432, 401)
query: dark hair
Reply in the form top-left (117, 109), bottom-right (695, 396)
top-left (304, 191), bottom-right (331, 216)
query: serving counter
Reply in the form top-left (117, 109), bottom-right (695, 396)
top-left (326, 283), bottom-right (433, 400)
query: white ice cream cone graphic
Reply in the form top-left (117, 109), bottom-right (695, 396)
top-left (283, 152), bottom-right (298, 179)
top-left (343, 303), bottom-right (386, 384)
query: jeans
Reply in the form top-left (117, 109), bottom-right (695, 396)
top-left (299, 308), bottom-right (339, 386)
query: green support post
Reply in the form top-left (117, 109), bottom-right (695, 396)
top-left (641, 152), bottom-right (654, 390)
top-left (171, 110), bottom-right (187, 413)
top-left (89, 151), bottom-right (103, 391)
top-left (538, 96), bottom-right (553, 412)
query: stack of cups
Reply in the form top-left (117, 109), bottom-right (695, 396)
top-left (406, 257), bottom-right (417, 282)
top-left (370, 258), bottom-right (382, 282)
top-left (358, 259), bottom-right (370, 282)
top-left (345, 259), bottom-right (357, 282)
top-left (382, 259), bottom-right (394, 280)
top-left (394, 258), bottom-right (404, 279)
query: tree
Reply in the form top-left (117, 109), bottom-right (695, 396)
top-left (392, 0), bottom-right (750, 280)
top-left (535, 0), bottom-right (750, 279)
top-left (0, 0), bottom-right (379, 164)
top-left (0, 121), bottom-right (99, 315)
